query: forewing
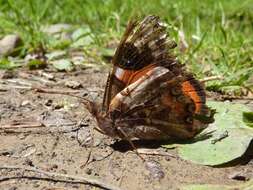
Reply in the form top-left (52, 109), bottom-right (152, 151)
top-left (113, 15), bottom-right (178, 70)
top-left (103, 15), bottom-right (181, 111)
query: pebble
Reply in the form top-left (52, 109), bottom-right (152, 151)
top-left (21, 100), bottom-right (31, 106)
top-left (0, 34), bottom-right (23, 57)
top-left (43, 23), bottom-right (72, 35)
top-left (145, 160), bottom-right (165, 180)
top-left (65, 80), bottom-right (82, 89)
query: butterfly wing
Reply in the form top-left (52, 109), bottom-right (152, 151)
top-left (113, 15), bottom-right (177, 70)
top-left (102, 15), bottom-right (179, 111)
top-left (108, 67), bottom-right (213, 140)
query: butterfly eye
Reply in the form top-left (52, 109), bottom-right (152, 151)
top-left (171, 87), bottom-right (181, 96)
top-left (185, 116), bottom-right (193, 124)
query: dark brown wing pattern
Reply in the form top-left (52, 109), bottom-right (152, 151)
top-left (107, 67), bottom-right (213, 140)
top-left (88, 15), bottom-right (215, 140)
top-left (112, 15), bottom-right (177, 70)
top-left (102, 15), bottom-right (179, 111)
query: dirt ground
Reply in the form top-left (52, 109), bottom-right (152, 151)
top-left (0, 66), bottom-right (252, 190)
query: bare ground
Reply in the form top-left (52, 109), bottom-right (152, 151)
top-left (0, 66), bottom-right (252, 190)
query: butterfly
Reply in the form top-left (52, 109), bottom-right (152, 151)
top-left (85, 15), bottom-right (214, 141)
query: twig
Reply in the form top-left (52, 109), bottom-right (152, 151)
top-left (0, 126), bottom-right (82, 135)
top-left (0, 165), bottom-right (122, 190)
top-left (1, 120), bottom-right (44, 129)
top-left (33, 86), bottom-right (81, 94)
top-left (18, 72), bottom-right (55, 86)
top-left (4, 79), bottom-right (33, 86)
top-left (134, 148), bottom-right (177, 158)
top-left (32, 87), bottom-right (86, 100)
top-left (0, 84), bottom-right (32, 90)
top-left (200, 76), bottom-right (224, 83)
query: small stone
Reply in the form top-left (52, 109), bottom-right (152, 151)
top-left (145, 160), bottom-right (165, 180)
top-left (21, 100), bottom-right (30, 106)
top-left (43, 24), bottom-right (72, 35)
top-left (35, 151), bottom-right (43, 156)
top-left (65, 80), bottom-right (82, 89)
top-left (0, 34), bottom-right (23, 57)
top-left (43, 23), bottom-right (72, 42)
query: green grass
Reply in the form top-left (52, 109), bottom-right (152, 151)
top-left (0, 0), bottom-right (252, 94)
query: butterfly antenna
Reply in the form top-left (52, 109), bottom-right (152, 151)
top-left (33, 86), bottom-right (97, 115)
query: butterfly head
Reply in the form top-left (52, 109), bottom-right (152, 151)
top-left (95, 114), bottom-right (119, 138)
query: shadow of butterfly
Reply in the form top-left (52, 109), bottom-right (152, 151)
top-left (85, 15), bottom-right (214, 141)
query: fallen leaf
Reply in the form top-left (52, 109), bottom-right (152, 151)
top-left (179, 128), bottom-right (253, 166)
top-left (164, 101), bottom-right (253, 166)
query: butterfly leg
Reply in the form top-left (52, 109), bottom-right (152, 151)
top-left (102, 72), bottom-right (112, 112)
top-left (117, 127), bottom-right (145, 162)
